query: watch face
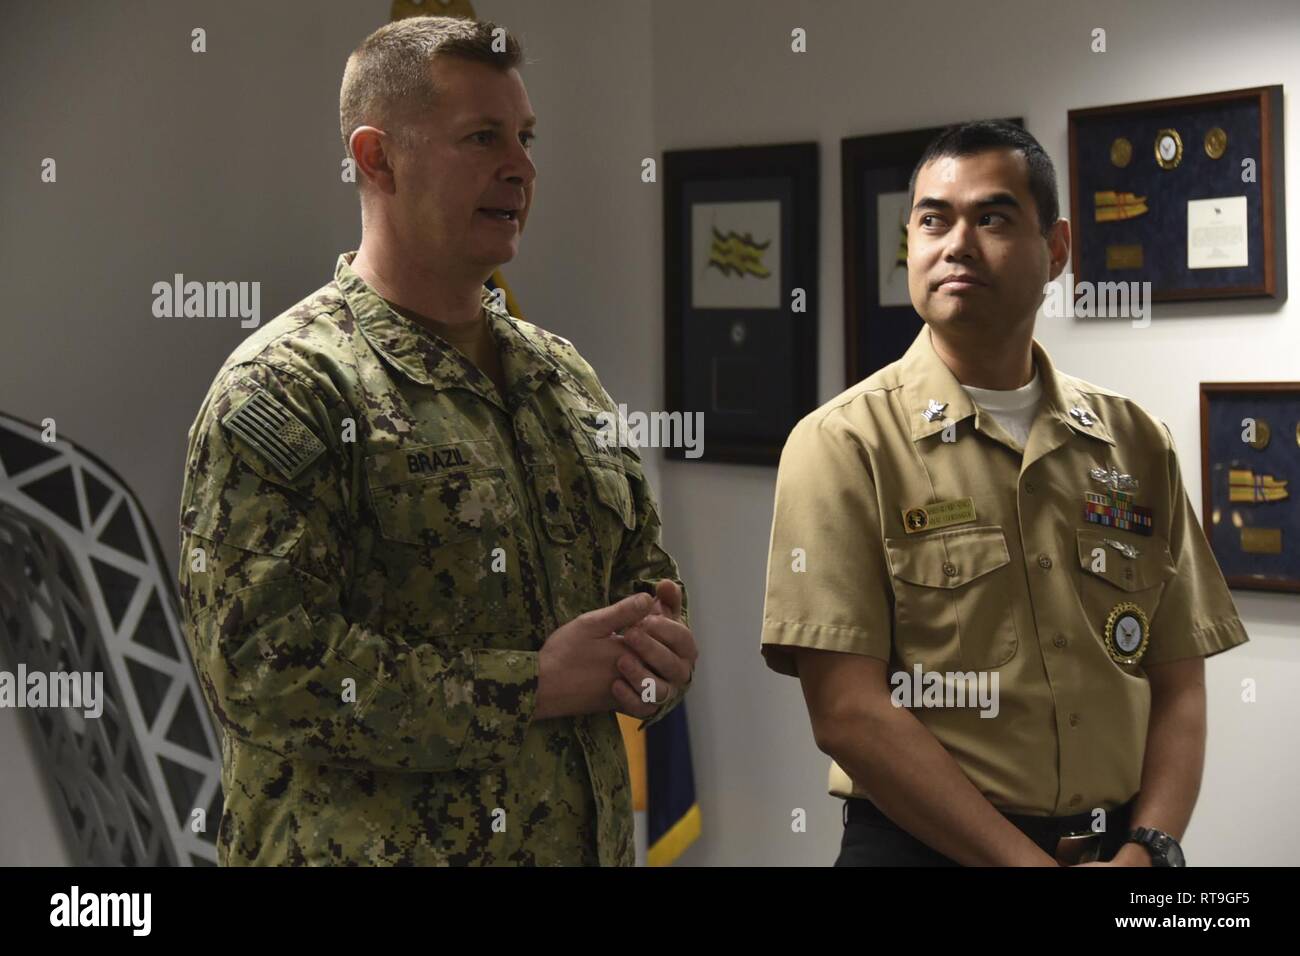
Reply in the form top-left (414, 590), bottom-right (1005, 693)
top-left (1165, 839), bottom-right (1186, 867)
top-left (1159, 136), bottom-right (1176, 161)
top-left (1137, 829), bottom-right (1186, 867)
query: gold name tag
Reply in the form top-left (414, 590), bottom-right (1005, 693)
top-left (1241, 527), bottom-right (1282, 554)
top-left (1106, 243), bottom-right (1144, 270)
top-left (902, 497), bottom-right (976, 534)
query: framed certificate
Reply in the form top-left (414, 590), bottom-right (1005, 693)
top-left (1068, 86), bottom-right (1286, 303)
top-left (663, 143), bottom-right (818, 465)
top-left (1200, 382), bottom-right (1300, 593)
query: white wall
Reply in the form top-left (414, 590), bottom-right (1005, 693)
top-left (1, 0), bottom-right (1295, 866)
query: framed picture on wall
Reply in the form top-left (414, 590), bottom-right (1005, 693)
top-left (1200, 382), bottom-right (1300, 593)
top-left (663, 142), bottom-right (818, 465)
top-left (841, 119), bottom-right (1023, 386)
top-left (1068, 86), bottom-right (1286, 303)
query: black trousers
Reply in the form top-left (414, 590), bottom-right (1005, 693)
top-left (835, 796), bottom-right (1135, 867)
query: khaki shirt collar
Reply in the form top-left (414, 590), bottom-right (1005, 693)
top-left (336, 251), bottom-right (559, 409)
top-left (899, 324), bottom-right (1115, 447)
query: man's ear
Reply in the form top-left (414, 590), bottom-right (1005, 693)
top-left (350, 126), bottom-right (398, 195)
top-left (1046, 218), bottom-right (1071, 282)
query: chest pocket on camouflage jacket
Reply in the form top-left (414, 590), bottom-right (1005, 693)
top-left (565, 405), bottom-right (636, 549)
top-left (365, 440), bottom-right (527, 640)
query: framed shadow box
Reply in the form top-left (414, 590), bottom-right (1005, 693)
top-left (1200, 381), bottom-right (1300, 593)
top-left (1069, 86), bottom-right (1286, 303)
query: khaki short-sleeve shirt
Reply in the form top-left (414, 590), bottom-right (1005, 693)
top-left (761, 325), bottom-right (1248, 816)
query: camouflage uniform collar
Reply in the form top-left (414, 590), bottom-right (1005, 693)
top-left (900, 324), bottom-right (1114, 446)
top-left (481, 291), bottom-right (566, 410)
top-left (335, 252), bottom-right (559, 410)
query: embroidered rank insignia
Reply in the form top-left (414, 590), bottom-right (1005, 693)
top-left (221, 387), bottom-right (326, 480)
top-left (1104, 601), bottom-right (1149, 664)
top-left (567, 406), bottom-right (622, 459)
top-left (902, 496), bottom-right (976, 533)
top-left (1083, 489), bottom-right (1154, 536)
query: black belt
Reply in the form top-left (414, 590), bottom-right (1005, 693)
top-left (844, 796), bottom-right (1135, 865)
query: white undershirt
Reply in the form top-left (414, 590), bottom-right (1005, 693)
top-left (960, 367), bottom-right (1043, 450)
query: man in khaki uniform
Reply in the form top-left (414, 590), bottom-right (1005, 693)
top-left (179, 17), bottom-right (696, 866)
top-left (761, 121), bottom-right (1247, 867)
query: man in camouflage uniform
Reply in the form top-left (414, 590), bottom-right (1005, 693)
top-left (178, 17), bottom-right (696, 865)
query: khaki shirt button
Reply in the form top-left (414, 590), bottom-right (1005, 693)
top-left (1037, 554), bottom-right (1053, 569)
top-left (1069, 794), bottom-right (1082, 806)
top-left (1069, 713), bottom-right (1080, 726)
top-left (943, 562), bottom-right (958, 577)
top-left (1054, 635), bottom-right (1067, 648)
top-left (1024, 481), bottom-right (1036, 494)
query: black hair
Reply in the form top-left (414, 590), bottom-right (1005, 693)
top-left (908, 120), bottom-right (1059, 236)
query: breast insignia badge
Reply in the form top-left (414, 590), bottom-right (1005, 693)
top-left (1104, 602), bottom-right (1150, 665)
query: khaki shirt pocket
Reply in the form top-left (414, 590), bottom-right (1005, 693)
top-left (1075, 528), bottom-right (1175, 592)
top-left (885, 525), bottom-right (1018, 671)
top-left (1075, 528), bottom-right (1176, 662)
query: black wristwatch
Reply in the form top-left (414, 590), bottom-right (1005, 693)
top-left (1126, 827), bottom-right (1186, 867)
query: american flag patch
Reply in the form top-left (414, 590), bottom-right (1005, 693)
top-left (221, 387), bottom-right (326, 480)
top-left (1083, 491), bottom-right (1154, 536)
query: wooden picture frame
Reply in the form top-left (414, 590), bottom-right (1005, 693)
top-left (1068, 86), bottom-right (1286, 303)
top-left (1199, 381), bottom-right (1300, 593)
